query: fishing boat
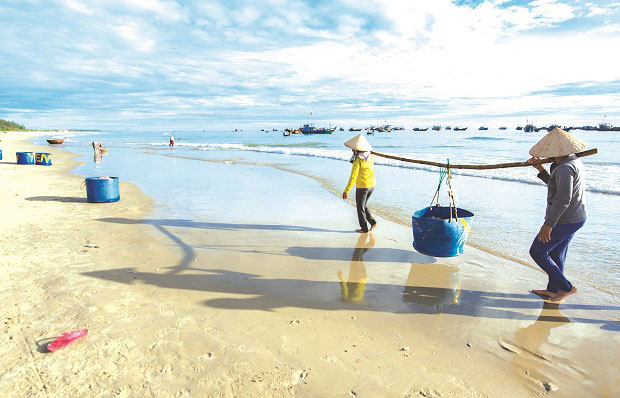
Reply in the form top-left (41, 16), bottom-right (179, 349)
top-left (292, 129), bottom-right (302, 134)
top-left (516, 126), bottom-right (523, 130)
top-left (413, 127), bottom-right (429, 131)
top-left (597, 123), bottom-right (614, 131)
top-left (339, 127), bottom-right (344, 131)
top-left (498, 127), bottom-right (507, 130)
top-left (445, 126), bottom-right (452, 130)
top-left (46, 138), bottom-right (65, 144)
top-left (349, 127), bottom-right (362, 131)
top-left (547, 124), bottom-right (560, 132)
top-left (283, 130), bottom-right (291, 136)
top-left (432, 125), bottom-right (442, 131)
top-left (367, 128), bottom-right (374, 135)
top-left (392, 126), bottom-right (405, 130)
top-left (478, 126), bottom-right (489, 130)
top-left (453, 127), bottom-right (467, 131)
top-left (373, 124), bottom-right (392, 132)
top-left (524, 124), bottom-right (536, 133)
top-left (300, 124), bottom-right (336, 134)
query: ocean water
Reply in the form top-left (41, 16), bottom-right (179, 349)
top-left (40, 128), bottom-right (620, 304)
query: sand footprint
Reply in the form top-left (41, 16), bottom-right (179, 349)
top-left (159, 302), bottom-right (176, 317)
top-left (280, 335), bottom-right (299, 356)
top-left (176, 316), bottom-right (198, 329)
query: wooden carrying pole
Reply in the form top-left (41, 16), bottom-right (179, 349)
top-left (370, 148), bottom-right (598, 170)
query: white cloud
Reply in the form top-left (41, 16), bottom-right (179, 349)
top-left (114, 20), bottom-right (156, 52)
top-left (61, 0), bottom-right (93, 15)
top-left (119, 0), bottom-right (187, 22)
top-left (587, 5), bottom-right (610, 16)
top-left (2, 0), bottom-right (619, 128)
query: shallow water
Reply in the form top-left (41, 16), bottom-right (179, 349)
top-left (40, 128), bottom-right (620, 304)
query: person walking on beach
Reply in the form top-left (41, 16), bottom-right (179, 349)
top-left (527, 127), bottom-right (588, 303)
top-left (342, 134), bottom-right (377, 233)
top-left (169, 135), bottom-right (175, 147)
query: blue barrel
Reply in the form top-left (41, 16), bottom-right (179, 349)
top-left (85, 177), bottom-right (120, 203)
top-left (35, 152), bottom-right (52, 166)
top-left (0, 149), bottom-right (3, 160)
top-left (412, 206), bottom-right (474, 257)
top-left (16, 152), bottom-right (35, 165)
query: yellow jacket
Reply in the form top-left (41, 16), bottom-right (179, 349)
top-left (344, 155), bottom-right (376, 194)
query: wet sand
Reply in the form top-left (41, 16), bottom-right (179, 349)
top-left (1, 131), bottom-right (619, 397)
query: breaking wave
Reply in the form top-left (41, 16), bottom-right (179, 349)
top-left (145, 141), bottom-right (620, 196)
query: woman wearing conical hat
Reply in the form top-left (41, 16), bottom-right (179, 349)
top-left (342, 134), bottom-right (377, 233)
top-left (527, 127), bottom-right (588, 303)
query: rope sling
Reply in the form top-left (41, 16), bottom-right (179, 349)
top-left (429, 160), bottom-right (459, 222)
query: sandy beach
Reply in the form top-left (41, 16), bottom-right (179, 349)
top-left (1, 132), bottom-right (619, 397)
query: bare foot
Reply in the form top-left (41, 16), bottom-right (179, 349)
top-left (548, 286), bottom-right (577, 303)
top-left (355, 229), bottom-right (368, 233)
top-left (370, 223), bottom-right (377, 231)
top-left (532, 289), bottom-right (554, 298)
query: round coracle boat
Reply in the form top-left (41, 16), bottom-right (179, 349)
top-left (46, 138), bottom-right (65, 144)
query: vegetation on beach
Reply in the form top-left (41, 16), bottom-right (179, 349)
top-left (0, 119), bottom-right (26, 131)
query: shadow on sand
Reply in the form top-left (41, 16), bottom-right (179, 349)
top-left (82, 217), bottom-right (620, 330)
top-left (26, 196), bottom-right (88, 203)
top-left (97, 217), bottom-right (353, 234)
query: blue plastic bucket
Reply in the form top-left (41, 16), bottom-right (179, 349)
top-left (85, 177), bottom-right (120, 203)
top-left (35, 152), bottom-right (52, 166)
top-left (412, 206), bottom-right (474, 257)
top-left (16, 152), bottom-right (35, 165)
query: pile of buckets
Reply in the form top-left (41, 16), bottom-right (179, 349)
top-left (14, 151), bottom-right (52, 166)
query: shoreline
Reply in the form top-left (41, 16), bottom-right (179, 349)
top-left (1, 131), bottom-right (619, 397)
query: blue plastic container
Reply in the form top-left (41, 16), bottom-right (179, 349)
top-left (16, 152), bottom-right (35, 165)
top-left (412, 206), bottom-right (474, 257)
top-left (35, 152), bottom-right (52, 166)
top-left (0, 149), bottom-right (3, 160)
top-left (85, 177), bottom-right (120, 203)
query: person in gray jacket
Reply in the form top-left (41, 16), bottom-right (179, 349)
top-left (527, 128), bottom-right (588, 303)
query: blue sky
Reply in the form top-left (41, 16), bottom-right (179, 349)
top-left (1, 0), bottom-right (619, 130)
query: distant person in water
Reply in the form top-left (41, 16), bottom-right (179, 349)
top-left (169, 135), bottom-right (175, 147)
top-left (342, 134), bottom-right (377, 233)
top-left (92, 141), bottom-right (102, 154)
top-left (527, 127), bottom-right (588, 303)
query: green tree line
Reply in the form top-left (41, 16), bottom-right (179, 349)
top-left (0, 119), bottom-right (26, 131)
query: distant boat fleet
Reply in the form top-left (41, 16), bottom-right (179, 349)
top-left (253, 121), bottom-right (620, 136)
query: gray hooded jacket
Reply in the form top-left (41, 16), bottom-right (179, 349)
top-left (536, 154), bottom-right (587, 227)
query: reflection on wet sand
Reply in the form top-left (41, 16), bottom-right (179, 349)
top-left (506, 302), bottom-right (573, 392)
top-left (403, 262), bottom-right (460, 311)
top-left (338, 233), bottom-right (375, 303)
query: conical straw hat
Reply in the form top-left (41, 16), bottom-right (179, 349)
top-left (344, 134), bottom-right (372, 152)
top-left (529, 127), bottom-right (587, 158)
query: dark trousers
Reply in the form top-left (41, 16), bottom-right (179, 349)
top-left (529, 221), bottom-right (585, 293)
top-left (355, 188), bottom-right (376, 232)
